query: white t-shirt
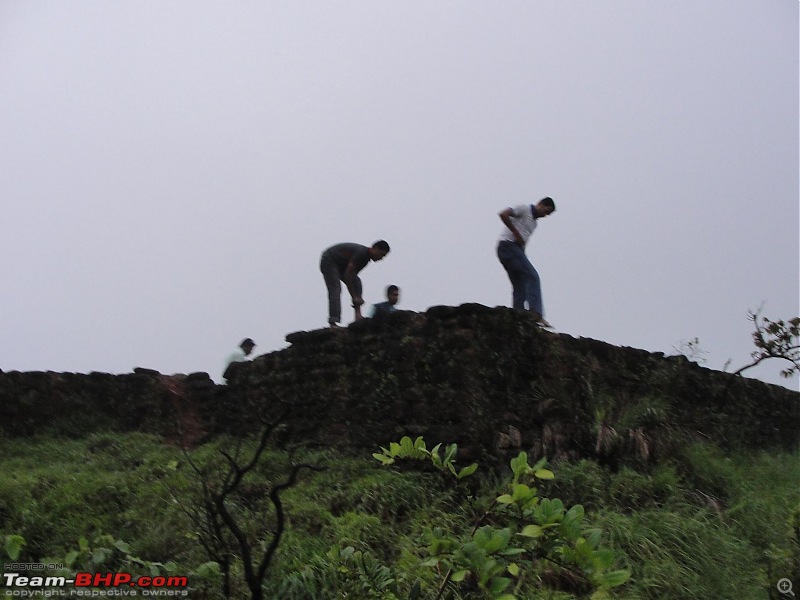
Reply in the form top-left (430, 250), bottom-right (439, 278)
top-left (498, 204), bottom-right (537, 247)
top-left (222, 347), bottom-right (247, 382)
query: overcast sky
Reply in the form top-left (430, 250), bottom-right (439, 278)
top-left (2, 1), bottom-right (798, 389)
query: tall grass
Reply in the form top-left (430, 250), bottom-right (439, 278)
top-left (547, 443), bottom-right (800, 599)
top-left (1, 433), bottom-right (797, 599)
top-left (597, 507), bottom-right (762, 599)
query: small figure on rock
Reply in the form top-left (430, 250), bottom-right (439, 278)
top-left (497, 197), bottom-right (556, 328)
top-left (320, 241), bottom-right (390, 327)
top-left (370, 285), bottom-right (401, 318)
top-left (222, 338), bottom-right (256, 382)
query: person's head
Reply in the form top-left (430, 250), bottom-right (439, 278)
top-left (369, 240), bottom-right (391, 261)
top-left (240, 338), bottom-right (256, 356)
top-left (386, 285), bottom-right (400, 306)
top-left (534, 197), bottom-right (556, 218)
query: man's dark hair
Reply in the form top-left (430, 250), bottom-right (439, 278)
top-left (386, 285), bottom-right (399, 295)
top-left (540, 197), bottom-right (556, 211)
top-left (240, 338), bottom-right (255, 348)
top-left (373, 240), bottom-right (390, 253)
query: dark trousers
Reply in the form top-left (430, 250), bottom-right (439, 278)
top-left (320, 254), bottom-right (344, 324)
top-left (320, 252), bottom-right (363, 325)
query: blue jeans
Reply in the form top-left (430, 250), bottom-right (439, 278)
top-left (497, 241), bottom-right (544, 316)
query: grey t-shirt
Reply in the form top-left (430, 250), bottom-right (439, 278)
top-left (322, 243), bottom-right (371, 273)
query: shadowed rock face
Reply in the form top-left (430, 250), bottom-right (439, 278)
top-left (2, 304), bottom-right (798, 462)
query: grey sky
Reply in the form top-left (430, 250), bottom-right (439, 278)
top-left (2, 1), bottom-right (798, 389)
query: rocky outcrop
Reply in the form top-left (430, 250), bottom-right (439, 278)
top-left (2, 305), bottom-right (798, 462)
top-left (0, 368), bottom-right (219, 445)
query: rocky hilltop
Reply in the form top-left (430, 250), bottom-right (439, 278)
top-left (2, 304), bottom-right (798, 462)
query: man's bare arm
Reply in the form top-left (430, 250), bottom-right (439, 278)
top-left (343, 262), bottom-right (364, 307)
top-left (499, 208), bottom-right (524, 245)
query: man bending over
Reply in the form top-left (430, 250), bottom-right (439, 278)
top-left (320, 240), bottom-right (390, 327)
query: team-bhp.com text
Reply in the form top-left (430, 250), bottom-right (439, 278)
top-left (2, 573), bottom-right (188, 597)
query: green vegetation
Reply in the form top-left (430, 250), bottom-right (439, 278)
top-left (731, 309), bottom-right (800, 379)
top-left (1, 431), bottom-right (798, 599)
top-left (372, 436), bottom-right (629, 599)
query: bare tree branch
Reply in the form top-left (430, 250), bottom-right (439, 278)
top-left (731, 307), bottom-right (800, 379)
top-left (175, 405), bottom-right (324, 600)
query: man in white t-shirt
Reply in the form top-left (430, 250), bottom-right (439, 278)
top-left (222, 338), bottom-right (256, 382)
top-left (497, 197), bottom-right (556, 327)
